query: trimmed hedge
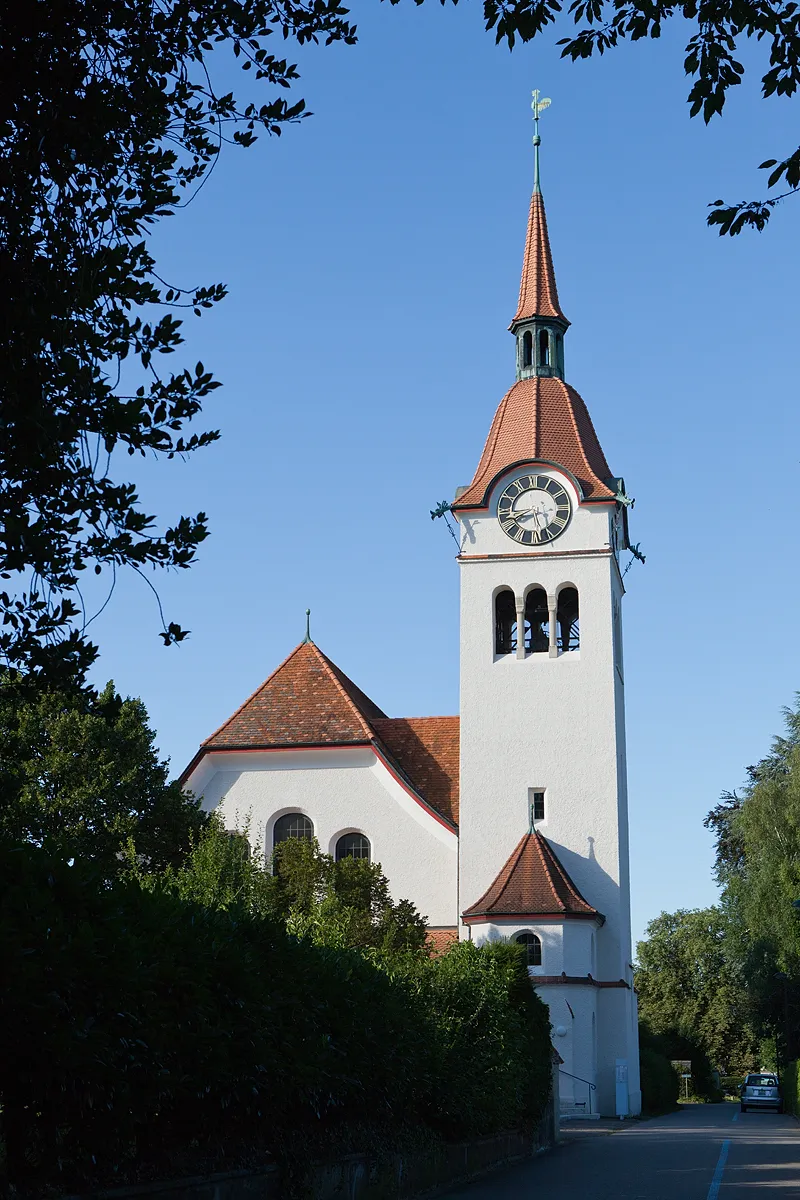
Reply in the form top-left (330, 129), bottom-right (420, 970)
top-left (639, 1048), bottom-right (679, 1114)
top-left (0, 844), bottom-right (551, 1195)
top-left (782, 1060), bottom-right (799, 1115)
top-left (638, 1026), bottom-right (679, 1114)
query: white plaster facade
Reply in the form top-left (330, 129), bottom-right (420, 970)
top-left (188, 746), bottom-right (458, 928)
top-left (456, 465), bottom-right (641, 1116)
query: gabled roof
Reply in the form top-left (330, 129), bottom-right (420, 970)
top-left (373, 717), bottom-right (460, 826)
top-left (452, 375), bottom-right (616, 509)
top-left (201, 641), bottom-right (386, 751)
top-left (510, 190), bottom-right (568, 328)
top-left (183, 642), bottom-right (460, 831)
top-left (462, 831), bottom-right (602, 923)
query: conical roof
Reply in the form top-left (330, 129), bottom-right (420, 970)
top-left (511, 190), bottom-right (568, 327)
top-left (452, 375), bottom-right (615, 508)
top-left (462, 831), bottom-right (601, 922)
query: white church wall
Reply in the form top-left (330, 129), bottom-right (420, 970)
top-left (185, 747), bottom-right (458, 927)
top-left (596, 987), bottom-right (641, 1116)
top-left (537, 985), bottom-right (597, 1112)
top-left (468, 918), bottom-right (564, 976)
top-left (467, 917), bottom-right (599, 981)
top-left (457, 461), bottom-right (638, 1116)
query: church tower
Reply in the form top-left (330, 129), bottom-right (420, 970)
top-left (452, 96), bottom-right (641, 1118)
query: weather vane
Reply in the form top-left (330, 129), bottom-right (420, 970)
top-left (531, 89), bottom-right (551, 193)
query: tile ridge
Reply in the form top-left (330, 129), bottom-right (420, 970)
top-left (465, 832), bottom-right (528, 914)
top-left (201, 642), bottom-right (307, 746)
top-left (560, 380), bottom-right (614, 498)
top-left (536, 832), bottom-right (595, 913)
top-left (313, 646), bottom-right (380, 740)
top-left (533, 831), bottom-right (567, 911)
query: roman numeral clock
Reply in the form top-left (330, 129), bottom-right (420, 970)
top-left (497, 473), bottom-right (572, 545)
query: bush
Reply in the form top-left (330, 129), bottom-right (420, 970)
top-left (782, 1060), bottom-right (799, 1115)
top-left (0, 843), bottom-right (552, 1196)
top-left (638, 1027), bottom-right (679, 1115)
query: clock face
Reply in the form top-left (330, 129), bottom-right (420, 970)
top-left (497, 473), bottom-right (572, 545)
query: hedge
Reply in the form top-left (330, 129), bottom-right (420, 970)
top-left (782, 1060), bottom-right (799, 1115)
top-left (0, 843), bottom-right (552, 1195)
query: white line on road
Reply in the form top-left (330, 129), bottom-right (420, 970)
top-left (707, 1140), bottom-right (730, 1200)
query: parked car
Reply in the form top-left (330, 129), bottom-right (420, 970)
top-left (740, 1073), bottom-right (782, 1113)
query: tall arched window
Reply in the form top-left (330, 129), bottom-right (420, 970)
top-left (524, 587), bottom-right (549, 654)
top-left (538, 329), bottom-right (550, 367)
top-left (495, 589), bottom-right (516, 655)
top-left (273, 812), bottom-right (314, 850)
top-left (522, 330), bottom-right (533, 368)
top-left (557, 587), bottom-right (580, 652)
top-left (516, 931), bottom-right (542, 967)
top-left (336, 833), bottom-right (371, 862)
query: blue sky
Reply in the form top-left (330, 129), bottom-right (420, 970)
top-left (87, 1), bottom-right (799, 948)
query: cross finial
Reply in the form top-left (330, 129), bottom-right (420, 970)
top-left (531, 89), bottom-right (551, 194)
top-left (303, 608), bottom-right (312, 643)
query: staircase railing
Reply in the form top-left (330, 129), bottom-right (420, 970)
top-left (559, 1069), bottom-right (597, 1116)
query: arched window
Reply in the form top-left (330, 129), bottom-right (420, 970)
top-left (522, 330), bottom-right (533, 368)
top-left (538, 329), bottom-right (550, 367)
top-left (516, 931), bottom-right (542, 967)
top-left (495, 589), bottom-right (516, 655)
top-left (557, 587), bottom-right (580, 652)
top-left (556, 333), bottom-right (563, 373)
top-left (273, 812), bottom-right (314, 849)
top-left (524, 587), bottom-right (549, 654)
top-left (336, 833), bottom-right (371, 862)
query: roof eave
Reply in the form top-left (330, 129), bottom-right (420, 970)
top-left (462, 909), bottom-right (605, 925)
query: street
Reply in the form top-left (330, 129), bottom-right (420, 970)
top-left (439, 1104), bottom-right (800, 1198)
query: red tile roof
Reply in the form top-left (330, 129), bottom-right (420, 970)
top-left (452, 375), bottom-right (615, 509)
top-left (201, 641), bottom-right (386, 750)
top-left (186, 643), bottom-right (461, 830)
top-left (427, 927), bottom-right (459, 956)
top-left (511, 191), bottom-right (568, 327)
top-left (462, 832), bottom-right (602, 923)
top-left (373, 717), bottom-right (460, 826)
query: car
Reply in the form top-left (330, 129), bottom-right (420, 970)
top-left (740, 1073), bottom-right (782, 1113)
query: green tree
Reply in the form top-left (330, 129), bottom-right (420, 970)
top-left (0, 0), bottom-right (355, 681)
top-left (441, 0), bottom-right (800, 233)
top-left (706, 698), bottom-right (800, 1060)
top-left (152, 821), bottom-right (430, 954)
top-left (0, 675), bottom-right (204, 873)
top-left (635, 907), bottom-right (757, 1074)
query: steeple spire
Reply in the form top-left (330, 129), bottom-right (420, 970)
top-left (532, 89), bottom-right (548, 194)
top-left (509, 92), bottom-right (569, 382)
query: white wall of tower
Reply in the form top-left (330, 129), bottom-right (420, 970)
top-left (457, 463), bottom-right (639, 1114)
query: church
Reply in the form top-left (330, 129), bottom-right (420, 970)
top-left (181, 103), bottom-right (642, 1120)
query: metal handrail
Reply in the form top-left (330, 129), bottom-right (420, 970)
top-left (561, 1070), bottom-right (597, 1113)
top-left (559, 1070), bottom-right (596, 1091)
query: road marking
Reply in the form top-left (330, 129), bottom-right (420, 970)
top-left (707, 1140), bottom-right (730, 1200)
top-left (731, 1111), bottom-right (739, 1122)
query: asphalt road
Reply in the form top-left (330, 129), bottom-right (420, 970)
top-left (439, 1103), bottom-right (800, 1199)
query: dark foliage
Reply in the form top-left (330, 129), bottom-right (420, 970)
top-left (0, 0), bottom-right (356, 682)
top-left (0, 842), bottom-right (551, 1195)
top-left (705, 698), bottom-right (800, 1068)
top-left (0, 674), bottom-right (205, 874)
top-left (638, 1028), bottom-right (679, 1115)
